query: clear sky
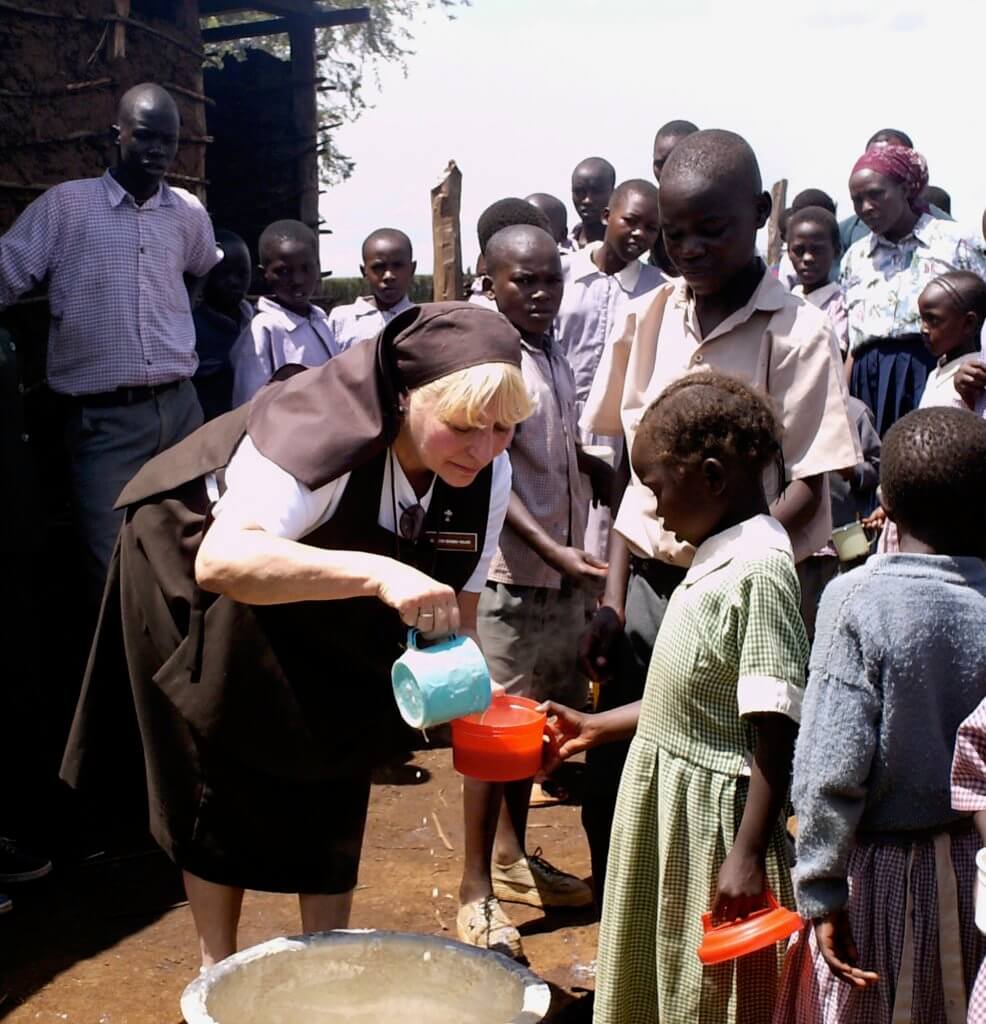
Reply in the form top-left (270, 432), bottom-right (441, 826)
top-left (318, 0), bottom-right (985, 278)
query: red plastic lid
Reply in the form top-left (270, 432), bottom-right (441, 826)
top-left (697, 890), bottom-right (802, 965)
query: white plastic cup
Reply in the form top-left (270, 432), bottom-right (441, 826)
top-left (831, 522), bottom-right (870, 563)
top-left (975, 848), bottom-right (986, 934)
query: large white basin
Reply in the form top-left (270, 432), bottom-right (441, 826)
top-left (181, 929), bottom-right (552, 1024)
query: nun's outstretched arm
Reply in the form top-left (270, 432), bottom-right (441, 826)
top-left (195, 516), bottom-right (460, 633)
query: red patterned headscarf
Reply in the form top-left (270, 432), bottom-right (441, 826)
top-left (851, 144), bottom-right (930, 214)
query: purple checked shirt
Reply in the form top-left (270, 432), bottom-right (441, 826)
top-left (0, 171), bottom-right (219, 395)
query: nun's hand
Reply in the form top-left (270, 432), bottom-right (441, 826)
top-left (376, 564), bottom-right (460, 637)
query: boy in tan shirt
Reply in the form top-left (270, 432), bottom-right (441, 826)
top-left (577, 129), bottom-right (860, 896)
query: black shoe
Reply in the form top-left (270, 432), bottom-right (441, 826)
top-left (0, 837), bottom-right (53, 884)
top-left (0, 892), bottom-right (11, 914)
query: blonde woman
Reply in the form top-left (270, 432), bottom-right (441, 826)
top-left (61, 303), bottom-right (532, 967)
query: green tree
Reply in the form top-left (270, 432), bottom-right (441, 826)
top-left (203, 0), bottom-right (469, 185)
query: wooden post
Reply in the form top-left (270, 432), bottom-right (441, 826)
top-left (180, 0), bottom-right (208, 203)
top-left (431, 160), bottom-right (463, 302)
top-left (288, 15), bottom-right (319, 232)
top-left (111, 0), bottom-right (131, 60)
top-left (766, 178), bottom-right (788, 267)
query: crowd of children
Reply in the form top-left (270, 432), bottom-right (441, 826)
top-left (5, 76), bottom-right (986, 1023)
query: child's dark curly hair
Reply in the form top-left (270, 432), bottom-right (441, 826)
top-left (882, 406), bottom-right (986, 555)
top-left (632, 372), bottom-right (785, 484)
top-left (477, 198), bottom-right (551, 255)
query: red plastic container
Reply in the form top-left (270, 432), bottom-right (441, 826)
top-left (697, 890), bottom-right (803, 965)
top-left (452, 694), bottom-right (546, 782)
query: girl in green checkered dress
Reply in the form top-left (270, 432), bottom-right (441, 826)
top-left (542, 373), bottom-right (809, 1023)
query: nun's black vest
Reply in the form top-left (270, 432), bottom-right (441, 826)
top-left (252, 445), bottom-right (492, 773)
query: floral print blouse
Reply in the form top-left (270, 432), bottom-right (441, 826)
top-left (840, 213), bottom-right (986, 353)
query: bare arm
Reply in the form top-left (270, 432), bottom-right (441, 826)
top-left (504, 491), bottom-right (560, 565)
top-left (575, 447), bottom-right (615, 507)
top-left (713, 713), bottom-right (798, 923)
top-left (457, 589), bottom-right (481, 646)
top-left (602, 440), bottom-right (633, 616)
top-left (770, 474), bottom-right (824, 535)
top-left (577, 440), bottom-right (632, 681)
top-left (538, 699), bottom-right (642, 773)
top-left (504, 491), bottom-right (607, 581)
top-left (195, 516), bottom-right (460, 632)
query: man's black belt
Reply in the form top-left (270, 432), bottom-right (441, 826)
top-left (73, 379), bottom-right (185, 407)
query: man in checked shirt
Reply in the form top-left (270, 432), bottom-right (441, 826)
top-left (0, 82), bottom-right (219, 600)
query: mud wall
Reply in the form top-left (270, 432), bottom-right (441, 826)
top-left (0, 0), bottom-right (207, 233)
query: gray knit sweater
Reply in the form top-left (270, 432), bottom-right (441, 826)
top-left (792, 553), bottom-right (986, 919)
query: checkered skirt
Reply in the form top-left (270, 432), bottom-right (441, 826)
top-left (772, 828), bottom-right (984, 1024)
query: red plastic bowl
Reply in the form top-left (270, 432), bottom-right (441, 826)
top-left (452, 694), bottom-right (546, 782)
top-left (697, 890), bottom-right (803, 965)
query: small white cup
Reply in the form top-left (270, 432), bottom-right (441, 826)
top-left (831, 521), bottom-right (870, 563)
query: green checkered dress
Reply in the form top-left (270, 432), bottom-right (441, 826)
top-left (595, 520), bottom-right (808, 1024)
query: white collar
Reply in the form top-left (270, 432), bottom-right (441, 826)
top-left (933, 350), bottom-right (981, 382)
top-left (388, 446), bottom-right (437, 512)
top-left (793, 281), bottom-right (841, 307)
top-left (570, 241), bottom-right (643, 292)
top-left (684, 514), bottom-right (793, 586)
top-left (256, 295), bottom-right (329, 333)
top-left (352, 294), bottom-right (414, 319)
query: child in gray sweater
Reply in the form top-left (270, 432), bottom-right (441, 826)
top-left (775, 406), bottom-right (986, 1024)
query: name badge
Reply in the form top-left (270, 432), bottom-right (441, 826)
top-left (425, 530), bottom-right (478, 553)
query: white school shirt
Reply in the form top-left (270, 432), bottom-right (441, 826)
top-left (213, 437), bottom-right (512, 593)
top-left (231, 296), bottom-right (340, 407)
top-left (555, 242), bottom-right (666, 410)
top-left (918, 351), bottom-right (986, 417)
top-left (327, 294), bottom-right (415, 351)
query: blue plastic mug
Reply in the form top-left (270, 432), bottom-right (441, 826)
top-left (391, 629), bottom-right (492, 729)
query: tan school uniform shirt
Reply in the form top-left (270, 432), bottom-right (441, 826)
top-left (582, 270), bottom-right (861, 565)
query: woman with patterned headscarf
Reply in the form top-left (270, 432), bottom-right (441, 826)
top-left (841, 144), bottom-right (986, 436)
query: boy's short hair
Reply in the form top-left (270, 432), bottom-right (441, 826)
top-left (259, 219), bottom-right (317, 264)
top-left (572, 157), bottom-right (616, 187)
top-left (882, 407), bottom-right (986, 553)
top-left (654, 119), bottom-right (699, 142)
top-left (485, 224), bottom-right (558, 275)
top-left (923, 185), bottom-right (951, 215)
top-left (477, 198), bottom-right (551, 255)
top-left (867, 127), bottom-right (914, 149)
top-left (661, 129), bottom-right (762, 195)
top-left (214, 229), bottom-right (249, 258)
top-left (633, 372), bottom-right (784, 482)
top-left (787, 206), bottom-right (841, 253)
top-left (609, 179), bottom-right (660, 209)
top-left (361, 227), bottom-right (413, 261)
top-left (791, 189), bottom-right (836, 215)
top-left (778, 207), bottom-right (792, 242)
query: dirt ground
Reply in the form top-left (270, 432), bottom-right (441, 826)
top-left (0, 747), bottom-right (597, 1023)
